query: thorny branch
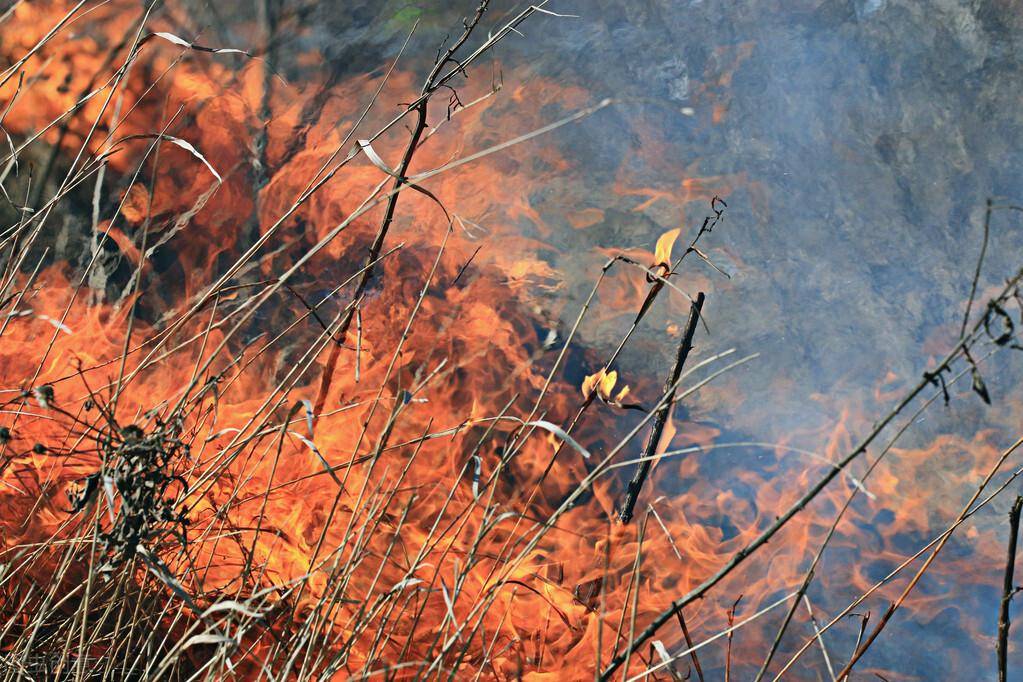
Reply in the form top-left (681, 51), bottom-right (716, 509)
top-left (312, 0), bottom-right (491, 420)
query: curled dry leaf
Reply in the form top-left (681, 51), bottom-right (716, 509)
top-left (581, 369), bottom-right (602, 399)
top-left (147, 31), bottom-right (251, 58)
top-left (598, 369), bottom-right (618, 399)
top-left (114, 134), bottom-right (223, 183)
top-left (581, 367), bottom-right (631, 405)
top-left (525, 420), bottom-right (592, 459)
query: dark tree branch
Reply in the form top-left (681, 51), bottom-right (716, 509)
top-left (618, 291), bottom-right (705, 524)
top-left (998, 495), bottom-right (1023, 682)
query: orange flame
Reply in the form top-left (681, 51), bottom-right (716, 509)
top-left (653, 227), bottom-right (681, 270)
top-left (0, 3), bottom-right (1008, 681)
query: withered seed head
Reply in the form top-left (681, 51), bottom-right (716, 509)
top-left (33, 384), bottom-right (55, 408)
top-left (68, 414), bottom-right (193, 568)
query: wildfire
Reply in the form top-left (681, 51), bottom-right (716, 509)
top-left (0, 2), bottom-right (1021, 681)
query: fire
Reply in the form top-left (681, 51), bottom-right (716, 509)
top-left (653, 228), bottom-right (680, 272)
top-left (0, 2), bottom-right (1019, 681)
top-left (582, 368), bottom-right (629, 403)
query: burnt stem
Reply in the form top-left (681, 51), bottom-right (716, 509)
top-left (675, 608), bottom-right (705, 682)
top-left (998, 495), bottom-right (1023, 682)
top-left (618, 291), bottom-right (705, 524)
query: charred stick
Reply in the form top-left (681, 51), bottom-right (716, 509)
top-left (310, 102), bottom-right (427, 417)
top-left (284, 7), bottom-right (491, 665)
top-left (724, 595), bottom-right (742, 682)
top-left (618, 292), bottom-right (704, 524)
top-left (998, 495), bottom-right (1023, 682)
top-left (532, 200), bottom-right (726, 487)
top-left (674, 608), bottom-right (705, 682)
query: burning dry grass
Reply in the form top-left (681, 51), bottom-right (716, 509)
top-left (1, 1), bottom-right (1023, 680)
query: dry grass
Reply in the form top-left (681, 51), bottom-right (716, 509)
top-left (1, 3), bottom-right (1023, 681)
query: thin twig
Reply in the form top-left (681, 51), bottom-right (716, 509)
top-left (674, 609), bottom-right (704, 682)
top-left (961, 198), bottom-right (992, 338)
top-left (803, 594), bottom-right (836, 682)
top-left (997, 495), bottom-right (1022, 682)
top-left (725, 595), bottom-right (742, 682)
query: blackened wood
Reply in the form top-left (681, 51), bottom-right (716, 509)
top-left (618, 292), bottom-right (705, 524)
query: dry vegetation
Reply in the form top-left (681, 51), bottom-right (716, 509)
top-left (1, 2), bottom-right (1023, 680)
